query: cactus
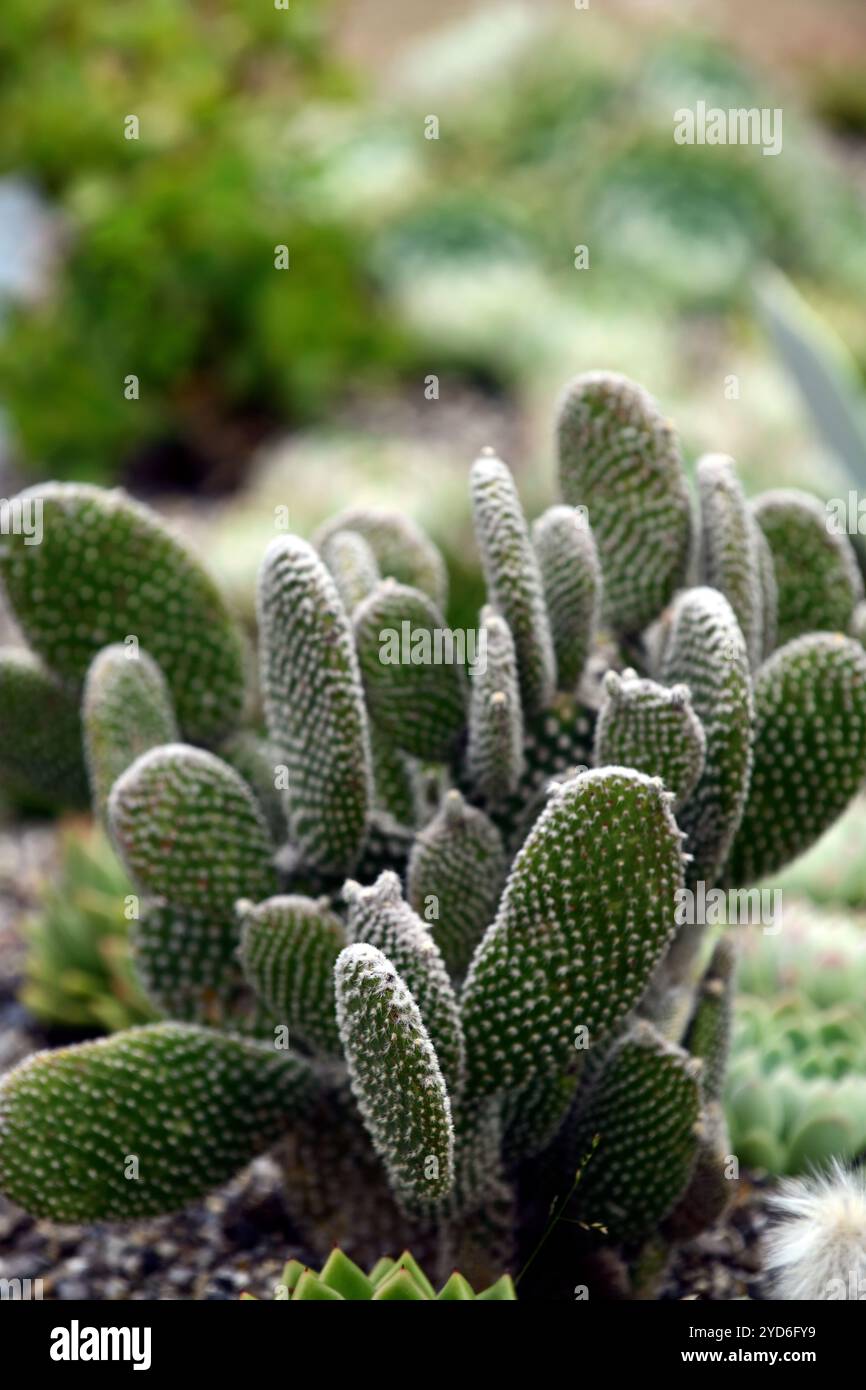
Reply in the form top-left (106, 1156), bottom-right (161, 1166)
top-left (2, 373), bottom-right (865, 1298)
top-left (242, 1248), bottom-right (516, 1300)
top-left (752, 489), bottom-right (863, 646)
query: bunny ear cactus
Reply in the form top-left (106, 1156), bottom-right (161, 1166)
top-left (4, 373), bottom-right (866, 1299)
top-left (753, 489), bottom-right (863, 646)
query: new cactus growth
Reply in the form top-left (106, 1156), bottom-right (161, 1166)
top-left (2, 372), bottom-right (866, 1297)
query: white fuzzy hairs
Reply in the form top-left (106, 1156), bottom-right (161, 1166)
top-left (766, 1161), bottom-right (866, 1300)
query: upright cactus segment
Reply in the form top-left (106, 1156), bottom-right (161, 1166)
top-left (556, 372), bottom-right (691, 634)
top-left (109, 744), bottom-right (278, 916)
top-left (682, 937), bottom-right (737, 1104)
top-left (661, 587), bottom-right (752, 888)
top-left (696, 454), bottom-right (765, 668)
top-left (0, 1024), bottom-right (314, 1222)
top-left (83, 644), bottom-right (178, 823)
top-left (314, 507), bottom-right (448, 612)
top-left (567, 1023), bottom-right (702, 1241)
top-left (320, 528), bottom-right (381, 613)
top-left (353, 580), bottom-right (466, 762)
top-left (407, 790), bottom-right (506, 978)
top-left (753, 519), bottom-right (779, 658)
top-left (238, 896), bottom-right (347, 1055)
top-left (594, 670), bottom-right (705, 810)
top-left (753, 489), bottom-right (863, 645)
top-left (258, 536), bottom-right (372, 876)
top-left (532, 505), bottom-right (601, 692)
top-left (724, 634), bottom-right (866, 884)
top-left (335, 943), bottom-right (454, 1209)
top-left (465, 607), bottom-right (524, 804)
top-left (0, 483), bottom-right (246, 744)
top-left (343, 872), bottom-right (464, 1097)
top-left (470, 450), bottom-right (556, 713)
top-left (461, 768), bottom-right (684, 1100)
top-left (0, 647), bottom-right (89, 808)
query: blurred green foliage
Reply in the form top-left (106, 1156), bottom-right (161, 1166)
top-left (2, 6), bottom-right (866, 485)
top-left (0, 0), bottom-right (416, 483)
top-left (727, 898), bottom-right (866, 1175)
top-left (21, 819), bottom-right (156, 1033)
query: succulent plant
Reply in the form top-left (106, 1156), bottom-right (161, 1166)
top-left (2, 371), bottom-right (865, 1297)
top-left (241, 1247), bottom-right (516, 1301)
top-left (727, 904), bottom-right (866, 1175)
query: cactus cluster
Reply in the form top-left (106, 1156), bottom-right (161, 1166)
top-left (2, 371), bottom-right (866, 1297)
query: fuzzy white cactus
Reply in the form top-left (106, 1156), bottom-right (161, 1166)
top-left (766, 1162), bottom-right (866, 1300)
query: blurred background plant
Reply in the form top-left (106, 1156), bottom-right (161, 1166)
top-left (20, 819), bottom-right (155, 1034)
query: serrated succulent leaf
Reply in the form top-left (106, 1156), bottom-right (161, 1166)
top-left (556, 372), bottom-right (691, 633)
top-left (109, 744), bottom-right (277, 916)
top-left (0, 484), bottom-right (246, 743)
top-left (335, 942), bottom-right (454, 1208)
top-left (258, 535), bottom-right (372, 876)
top-left (0, 1023), bottom-right (314, 1221)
